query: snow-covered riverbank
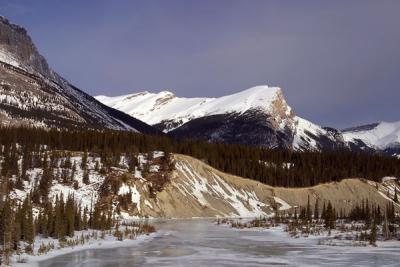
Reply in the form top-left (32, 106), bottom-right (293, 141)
top-left (33, 219), bottom-right (400, 267)
top-left (12, 230), bottom-right (158, 267)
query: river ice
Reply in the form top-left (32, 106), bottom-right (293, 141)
top-left (37, 219), bottom-right (400, 267)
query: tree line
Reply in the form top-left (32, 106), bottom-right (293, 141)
top-left (0, 127), bottom-right (399, 188)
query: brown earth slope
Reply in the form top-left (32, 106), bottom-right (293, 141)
top-left (128, 154), bottom-right (399, 218)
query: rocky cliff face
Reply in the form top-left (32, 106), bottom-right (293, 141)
top-left (0, 16), bottom-right (159, 133)
top-left (0, 16), bottom-right (52, 78)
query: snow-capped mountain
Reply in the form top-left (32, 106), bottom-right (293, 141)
top-left (0, 16), bottom-right (158, 133)
top-left (343, 121), bottom-right (400, 157)
top-left (96, 86), bottom-right (293, 132)
top-left (96, 86), bottom-right (346, 150)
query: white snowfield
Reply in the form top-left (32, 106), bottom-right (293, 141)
top-left (343, 121), bottom-right (400, 150)
top-left (96, 85), bottom-right (289, 132)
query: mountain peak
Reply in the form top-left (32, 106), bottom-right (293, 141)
top-left (95, 85), bottom-right (293, 132)
top-left (0, 16), bottom-right (52, 79)
top-left (158, 90), bottom-right (175, 96)
top-left (219, 85), bottom-right (284, 111)
top-left (241, 84), bottom-right (281, 93)
top-left (0, 16), bottom-right (27, 34)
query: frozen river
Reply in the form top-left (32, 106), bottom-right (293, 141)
top-left (38, 219), bottom-right (400, 267)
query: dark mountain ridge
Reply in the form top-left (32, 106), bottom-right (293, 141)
top-left (0, 16), bottom-right (159, 134)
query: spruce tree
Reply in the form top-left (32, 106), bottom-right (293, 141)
top-left (369, 218), bottom-right (377, 246)
top-left (324, 202), bottom-right (335, 229)
top-left (23, 195), bottom-right (35, 249)
top-left (81, 150), bottom-right (88, 169)
top-left (65, 194), bottom-right (75, 237)
top-left (314, 198), bottom-right (319, 220)
top-left (306, 195), bottom-right (312, 222)
top-left (83, 169), bottom-right (90, 185)
top-left (54, 195), bottom-right (65, 239)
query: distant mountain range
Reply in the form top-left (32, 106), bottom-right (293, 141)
top-left (96, 87), bottom-right (347, 151)
top-left (96, 89), bottom-right (400, 157)
top-left (0, 15), bottom-right (398, 156)
top-left (343, 121), bottom-right (400, 157)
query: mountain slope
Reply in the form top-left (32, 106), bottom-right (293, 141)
top-left (343, 121), bottom-right (400, 157)
top-left (151, 154), bottom-right (400, 218)
top-left (96, 86), bottom-right (346, 150)
top-left (0, 16), bottom-right (159, 133)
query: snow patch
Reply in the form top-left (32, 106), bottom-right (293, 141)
top-left (273, 197), bottom-right (292, 211)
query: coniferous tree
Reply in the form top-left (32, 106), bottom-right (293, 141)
top-left (321, 202), bottom-right (326, 220)
top-left (46, 201), bottom-right (54, 237)
top-left (83, 169), bottom-right (90, 185)
top-left (81, 150), bottom-right (88, 170)
top-left (0, 198), bottom-right (13, 265)
top-left (24, 196), bottom-right (35, 252)
top-left (369, 218), bottom-right (377, 245)
top-left (65, 194), bottom-right (75, 237)
top-left (306, 195), bottom-right (312, 221)
top-left (314, 198), bottom-right (319, 220)
top-left (82, 207), bottom-right (88, 230)
top-left (324, 202), bottom-right (335, 229)
top-left (12, 204), bottom-right (22, 251)
top-left (54, 195), bottom-right (65, 239)
top-left (383, 212), bottom-right (390, 240)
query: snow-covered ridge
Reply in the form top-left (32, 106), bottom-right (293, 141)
top-left (96, 86), bottom-right (351, 151)
top-left (343, 121), bottom-right (400, 150)
top-left (96, 85), bottom-right (288, 132)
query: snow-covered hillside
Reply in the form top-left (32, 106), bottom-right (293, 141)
top-left (343, 121), bottom-right (400, 156)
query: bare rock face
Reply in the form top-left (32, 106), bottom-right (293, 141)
top-left (268, 88), bottom-right (296, 129)
top-left (0, 16), bottom-right (159, 133)
top-left (0, 16), bottom-right (52, 78)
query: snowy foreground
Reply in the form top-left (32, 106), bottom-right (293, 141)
top-left (16, 219), bottom-right (400, 267)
